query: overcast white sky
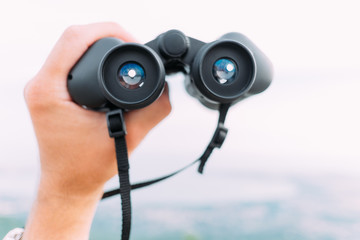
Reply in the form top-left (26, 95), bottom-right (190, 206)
top-left (1, 0), bottom-right (360, 69)
top-left (0, 0), bottom-right (359, 202)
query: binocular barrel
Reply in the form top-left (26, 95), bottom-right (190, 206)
top-left (68, 30), bottom-right (273, 110)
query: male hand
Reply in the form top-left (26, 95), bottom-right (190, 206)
top-left (23, 22), bottom-right (171, 240)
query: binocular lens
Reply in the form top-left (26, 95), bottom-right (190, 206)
top-left (118, 62), bottom-right (145, 89)
top-left (213, 58), bottom-right (236, 84)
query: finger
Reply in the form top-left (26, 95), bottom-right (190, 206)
top-left (125, 83), bottom-right (171, 152)
top-left (41, 22), bottom-right (136, 79)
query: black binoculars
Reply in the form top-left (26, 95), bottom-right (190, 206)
top-left (68, 30), bottom-right (273, 110)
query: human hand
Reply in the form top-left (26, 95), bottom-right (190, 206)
top-left (23, 22), bottom-right (171, 240)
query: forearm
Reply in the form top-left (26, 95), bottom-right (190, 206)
top-left (23, 179), bottom-right (103, 240)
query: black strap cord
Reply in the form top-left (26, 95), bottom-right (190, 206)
top-left (103, 104), bottom-right (230, 240)
top-left (102, 103), bottom-right (231, 200)
top-left (106, 109), bottom-right (131, 240)
top-left (102, 158), bottom-right (200, 199)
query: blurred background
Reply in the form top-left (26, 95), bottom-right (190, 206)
top-left (0, 0), bottom-right (359, 239)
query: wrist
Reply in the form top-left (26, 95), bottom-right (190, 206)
top-left (23, 177), bottom-right (103, 240)
top-left (37, 177), bottom-right (104, 206)
top-left (39, 169), bottom-right (107, 199)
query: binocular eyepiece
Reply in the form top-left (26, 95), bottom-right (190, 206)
top-left (68, 30), bottom-right (273, 110)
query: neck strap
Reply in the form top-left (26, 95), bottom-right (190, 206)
top-left (104, 104), bottom-right (231, 240)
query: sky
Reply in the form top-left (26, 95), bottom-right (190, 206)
top-left (0, 0), bottom-right (359, 204)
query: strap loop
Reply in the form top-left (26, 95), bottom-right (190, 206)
top-left (197, 104), bottom-right (230, 173)
top-left (209, 123), bottom-right (228, 149)
top-left (107, 109), bottom-right (127, 138)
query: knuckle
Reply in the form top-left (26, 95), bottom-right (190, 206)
top-left (24, 78), bottom-right (37, 104)
top-left (23, 80), bottom-right (32, 102)
top-left (98, 21), bottom-right (124, 33)
top-left (158, 96), bottom-right (172, 117)
top-left (23, 77), bottom-right (49, 111)
top-left (164, 100), bottom-right (172, 116)
top-left (62, 25), bottom-right (83, 42)
top-left (106, 21), bottom-right (122, 29)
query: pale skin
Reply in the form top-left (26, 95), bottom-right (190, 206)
top-left (22, 23), bottom-right (171, 240)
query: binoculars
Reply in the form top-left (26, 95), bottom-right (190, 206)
top-left (68, 30), bottom-right (273, 111)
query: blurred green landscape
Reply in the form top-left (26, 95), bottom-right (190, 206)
top-left (2, 174), bottom-right (360, 240)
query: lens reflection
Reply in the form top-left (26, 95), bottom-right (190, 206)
top-left (118, 62), bottom-right (145, 89)
top-left (213, 58), bottom-right (236, 84)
